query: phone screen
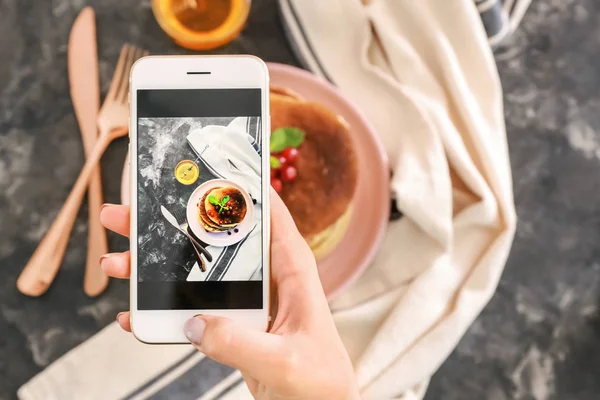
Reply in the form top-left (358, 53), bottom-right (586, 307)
top-left (136, 89), bottom-right (264, 310)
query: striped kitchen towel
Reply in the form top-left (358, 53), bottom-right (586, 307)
top-left (281, 0), bottom-right (532, 82)
top-left (18, 0), bottom-right (521, 399)
top-left (476, 0), bottom-right (532, 47)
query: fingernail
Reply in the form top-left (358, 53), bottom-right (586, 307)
top-left (101, 203), bottom-right (116, 211)
top-left (184, 317), bottom-right (206, 345)
top-left (116, 312), bottom-right (124, 323)
top-left (99, 254), bottom-right (114, 272)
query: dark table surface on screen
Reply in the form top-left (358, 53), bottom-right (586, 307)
top-left (2, 0), bottom-right (600, 399)
top-left (137, 117), bottom-right (226, 281)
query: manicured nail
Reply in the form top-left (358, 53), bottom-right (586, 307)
top-left (184, 317), bottom-right (206, 345)
top-left (99, 253), bottom-right (114, 272)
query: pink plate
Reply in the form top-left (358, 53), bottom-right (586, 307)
top-left (121, 62), bottom-right (389, 299)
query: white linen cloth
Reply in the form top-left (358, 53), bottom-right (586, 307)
top-left (18, 1), bottom-right (519, 399)
top-left (276, 0), bottom-right (518, 398)
top-left (185, 117), bottom-right (262, 282)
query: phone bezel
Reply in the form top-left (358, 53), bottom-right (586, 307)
top-left (128, 55), bottom-right (271, 344)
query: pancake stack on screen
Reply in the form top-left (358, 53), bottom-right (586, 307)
top-left (198, 186), bottom-right (247, 232)
top-left (269, 86), bottom-right (358, 260)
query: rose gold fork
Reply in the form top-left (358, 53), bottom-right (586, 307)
top-left (17, 44), bottom-right (147, 297)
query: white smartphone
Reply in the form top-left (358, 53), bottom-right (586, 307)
top-left (128, 55), bottom-right (271, 343)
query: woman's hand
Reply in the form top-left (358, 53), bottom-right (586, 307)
top-left (99, 191), bottom-right (360, 400)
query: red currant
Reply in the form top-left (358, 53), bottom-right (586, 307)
top-left (271, 177), bottom-right (283, 193)
top-left (281, 147), bottom-right (299, 163)
top-left (272, 153), bottom-right (288, 166)
top-left (280, 165), bottom-right (297, 182)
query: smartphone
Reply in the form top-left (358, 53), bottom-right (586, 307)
top-left (128, 55), bottom-right (270, 343)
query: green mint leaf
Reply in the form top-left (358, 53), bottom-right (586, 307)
top-left (283, 127), bottom-right (305, 148)
top-left (270, 155), bottom-right (281, 169)
top-left (270, 127), bottom-right (306, 152)
top-left (208, 195), bottom-right (219, 206)
top-left (270, 129), bottom-right (287, 153)
top-left (221, 195), bottom-right (230, 206)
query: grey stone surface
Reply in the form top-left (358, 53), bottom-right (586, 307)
top-left (137, 118), bottom-right (208, 281)
top-left (0, 0), bottom-right (599, 399)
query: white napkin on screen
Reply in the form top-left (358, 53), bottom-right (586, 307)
top-left (185, 117), bottom-right (262, 282)
top-left (188, 118), bottom-right (262, 203)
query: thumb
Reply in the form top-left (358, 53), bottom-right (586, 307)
top-left (269, 189), bottom-right (317, 283)
top-left (184, 315), bottom-right (284, 378)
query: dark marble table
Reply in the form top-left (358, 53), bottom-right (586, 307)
top-left (1, 0), bottom-right (599, 399)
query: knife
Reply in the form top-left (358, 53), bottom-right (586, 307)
top-left (161, 205), bottom-right (183, 233)
top-left (68, 7), bottom-right (109, 297)
top-left (160, 206), bottom-right (213, 263)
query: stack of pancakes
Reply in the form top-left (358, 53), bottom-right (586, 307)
top-left (270, 86), bottom-right (358, 260)
top-left (198, 186), bottom-right (247, 232)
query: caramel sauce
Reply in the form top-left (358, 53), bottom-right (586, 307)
top-left (172, 0), bottom-right (232, 32)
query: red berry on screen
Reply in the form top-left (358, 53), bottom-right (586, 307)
top-left (281, 147), bottom-right (299, 163)
top-left (271, 168), bottom-right (278, 179)
top-left (276, 154), bottom-right (288, 166)
top-left (280, 165), bottom-right (297, 182)
top-left (271, 177), bottom-right (283, 193)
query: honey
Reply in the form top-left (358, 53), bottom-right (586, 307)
top-left (152, 0), bottom-right (251, 50)
top-left (174, 160), bottom-right (200, 185)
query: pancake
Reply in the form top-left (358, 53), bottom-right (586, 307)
top-left (307, 206), bottom-right (353, 260)
top-left (198, 214), bottom-right (226, 232)
top-left (270, 87), bottom-right (358, 257)
top-left (204, 186), bottom-right (247, 228)
top-left (270, 85), bottom-right (304, 102)
top-left (198, 190), bottom-right (228, 232)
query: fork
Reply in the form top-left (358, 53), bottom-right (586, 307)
top-left (97, 44), bottom-right (147, 147)
top-left (172, 209), bottom-right (213, 265)
top-left (17, 44), bottom-right (147, 297)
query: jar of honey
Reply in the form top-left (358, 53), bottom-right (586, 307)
top-left (152, 0), bottom-right (251, 50)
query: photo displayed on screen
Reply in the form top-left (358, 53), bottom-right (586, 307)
top-left (136, 89), bottom-right (264, 310)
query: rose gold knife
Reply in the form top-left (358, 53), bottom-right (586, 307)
top-left (68, 7), bottom-right (109, 297)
